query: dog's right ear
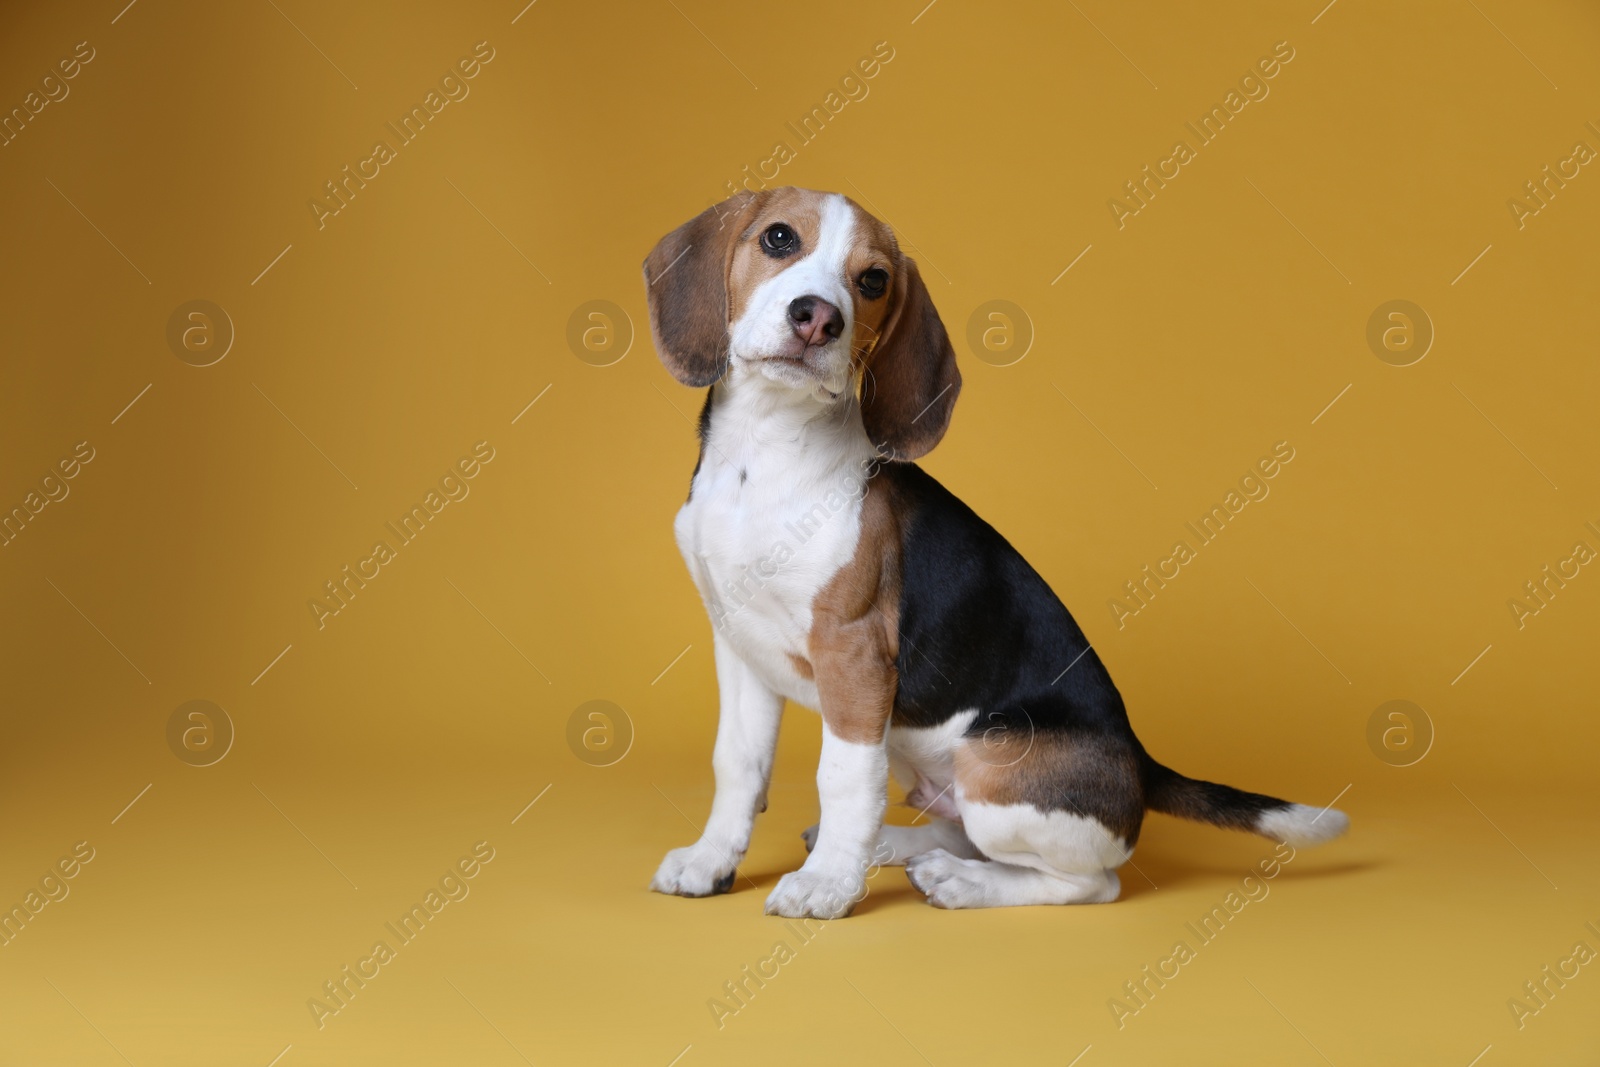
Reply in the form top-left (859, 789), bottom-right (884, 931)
top-left (642, 191), bottom-right (763, 387)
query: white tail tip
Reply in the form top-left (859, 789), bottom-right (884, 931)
top-left (1257, 803), bottom-right (1350, 847)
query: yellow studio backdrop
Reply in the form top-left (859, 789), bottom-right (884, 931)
top-left (1, 1), bottom-right (1597, 1063)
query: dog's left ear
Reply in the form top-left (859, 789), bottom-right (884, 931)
top-left (642, 191), bottom-right (763, 387)
top-left (861, 256), bottom-right (961, 461)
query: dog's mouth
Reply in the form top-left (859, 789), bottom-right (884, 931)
top-left (756, 345), bottom-right (827, 374)
top-left (750, 348), bottom-right (847, 399)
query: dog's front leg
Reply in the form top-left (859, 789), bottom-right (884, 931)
top-left (763, 725), bottom-right (888, 919)
top-left (651, 633), bottom-right (783, 898)
top-left (764, 631), bottom-right (893, 920)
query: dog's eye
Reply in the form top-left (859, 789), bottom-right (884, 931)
top-left (760, 224), bottom-right (798, 257)
top-left (858, 267), bottom-right (889, 299)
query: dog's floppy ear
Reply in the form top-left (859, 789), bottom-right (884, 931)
top-left (642, 192), bottom-right (762, 387)
top-left (861, 256), bottom-right (961, 461)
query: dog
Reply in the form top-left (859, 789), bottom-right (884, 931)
top-left (643, 187), bottom-right (1348, 918)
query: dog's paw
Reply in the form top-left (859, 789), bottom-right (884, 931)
top-left (800, 824), bottom-right (818, 853)
top-left (650, 842), bottom-right (739, 898)
top-left (904, 849), bottom-right (988, 909)
top-left (764, 868), bottom-right (863, 919)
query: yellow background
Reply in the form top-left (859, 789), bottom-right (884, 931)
top-left (2, 0), bottom-right (1597, 1063)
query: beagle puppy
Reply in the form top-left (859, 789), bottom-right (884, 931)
top-left (643, 187), bottom-right (1348, 918)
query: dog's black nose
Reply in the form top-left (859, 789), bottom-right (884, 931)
top-left (788, 296), bottom-right (843, 347)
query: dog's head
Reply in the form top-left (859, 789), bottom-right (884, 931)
top-left (643, 187), bottom-right (960, 461)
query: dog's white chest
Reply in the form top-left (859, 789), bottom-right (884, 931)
top-left (674, 390), bottom-right (874, 706)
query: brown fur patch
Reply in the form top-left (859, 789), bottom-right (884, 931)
top-left (841, 199), bottom-right (899, 368)
top-left (807, 473), bottom-right (902, 744)
top-left (642, 191), bottom-right (763, 386)
top-left (953, 730), bottom-right (1144, 843)
top-left (787, 653), bottom-right (814, 680)
top-left (726, 188), bottom-right (824, 325)
top-left (859, 253), bottom-right (960, 462)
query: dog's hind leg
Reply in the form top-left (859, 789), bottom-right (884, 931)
top-left (904, 818), bottom-right (1123, 908)
top-left (904, 717), bottom-right (1139, 908)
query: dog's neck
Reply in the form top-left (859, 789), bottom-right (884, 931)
top-left (704, 359), bottom-right (877, 483)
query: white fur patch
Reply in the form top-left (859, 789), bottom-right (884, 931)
top-left (905, 849), bottom-right (1121, 908)
top-left (886, 709), bottom-right (978, 804)
top-left (958, 799), bottom-right (1132, 873)
top-left (674, 377), bottom-right (877, 712)
top-left (1256, 803), bottom-right (1350, 847)
top-left (906, 798), bottom-right (1129, 908)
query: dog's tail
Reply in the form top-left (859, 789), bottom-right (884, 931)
top-left (1140, 755), bottom-right (1349, 847)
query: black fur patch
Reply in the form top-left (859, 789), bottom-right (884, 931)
top-left (883, 463), bottom-right (1290, 836)
top-left (687, 385), bottom-right (716, 499)
top-left (886, 463), bottom-right (1126, 734)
